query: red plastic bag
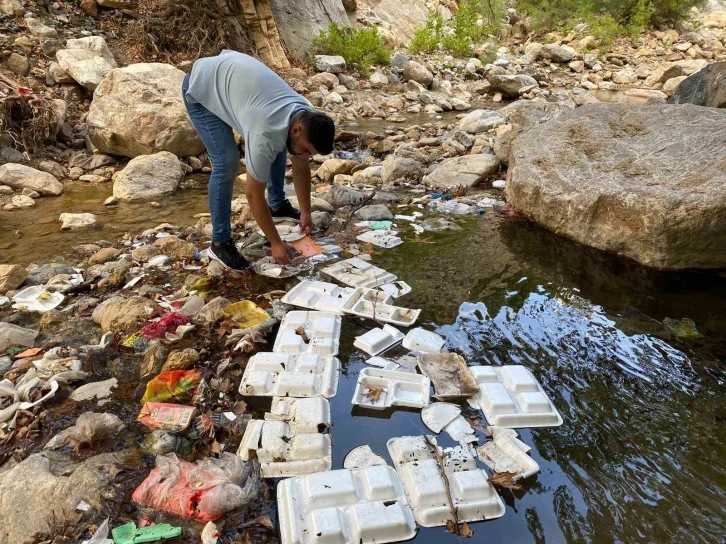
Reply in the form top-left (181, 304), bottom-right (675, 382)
top-left (141, 312), bottom-right (189, 339)
top-left (132, 453), bottom-right (260, 522)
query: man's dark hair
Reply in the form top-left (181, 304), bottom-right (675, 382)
top-left (300, 111), bottom-right (335, 155)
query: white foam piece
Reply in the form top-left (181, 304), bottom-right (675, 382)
top-left (353, 325), bottom-right (404, 356)
top-left (357, 230), bottom-right (403, 249)
top-left (345, 298), bottom-right (420, 327)
top-left (469, 365), bottom-right (563, 428)
top-left (322, 258), bottom-right (397, 289)
top-left (421, 402), bottom-right (461, 433)
top-left (476, 426), bottom-right (539, 481)
top-left (352, 368), bottom-right (430, 410)
top-left (238, 352), bottom-right (340, 398)
top-left (377, 281), bottom-right (412, 299)
top-left (343, 445), bottom-right (388, 470)
top-left (387, 435), bottom-right (505, 527)
top-left (402, 328), bottom-right (445, 353)
top-left (281, 280), bottom-right (357, 314)
top-left (277, 465), bottom-right (417, 544)
top-left (238, 397), bottom-right (331, 478)
top-left (273, 311), bottom-right (342, 356)
top-left (366, 356), bottom-right (399, 369)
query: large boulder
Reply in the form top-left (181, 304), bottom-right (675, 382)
top-left (314, 55), bottom-right (346, 73)
top-left (0, 164), bottom-right (63, 195)
top-left (668, 61), bottom-right (726, 108)
top-left (55, 36), bottom-right (117, 91)
top-left (540, 44), bottom-right (576, 63)
top-left (112, 152), bottom-right (185, 202)
top-left (459, 109), bottom-right (505, 134)
top-left (269, 0), bottom-right (349, 59)
top-left (506, 103), bottom-right (726, 269)
top-left (381, 155), bottom-right (423, 183)
top-left (651, 59), bottom-right (708, 85)
top-left (488, 74), bottom-right (538, 97)
top-left (88, 63), bottom-right (204, 158)
top-left (315, 158), bottom-right (357, 182)
top-left (325, 184), bottom-right (364, 207)
top-left (403, 61), bottom-right (433, 88)
top-left (423, 154), bottom-right (500, 189)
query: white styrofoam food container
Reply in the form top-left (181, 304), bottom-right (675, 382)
top-left (378, 281), bottom-right (412, 299)
top-left (387, 435), bottom-right (505, 527)
top-left (353, 325), bottom-right (404, 356)
top-left (277, 465), bottom-right (417, 544)
top-left (476, 426), bottom-right (540, 480)
top-left (238, 352), bottom-right (340, 398)
top-left (321, 258), bottom-right (397, 289)
top-left (470, 365), bottom-right (563, 428)
top-left (281, 280), bottom-right (357, 314)
top-left (356, 230), bottom-right (403, 249)
top-left (273, 311), bottom-right (342, 356)
top-left (401, 328), bottom-right (446, 353)
top-left (345, 298), bottom-right (420, 327)
top-left (352, 368), bottom-right (430, 410)
top-left (237, 397), bottom-right (332, 478)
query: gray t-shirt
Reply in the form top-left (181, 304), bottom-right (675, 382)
top-left (185, 50), bottom-right (311, 183)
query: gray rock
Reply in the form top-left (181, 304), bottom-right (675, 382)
top-left (0, 164), bottom-right (62, 195)
top-left (668, 61), bottom-right (726, 108)
top-left (652, 59), bottom-right (708, 84)
top-left (59, 212), bottom-right (97, 230)
top-left (270, 0), bottom-right (349, 61)
top-left (26, 17), bottom-right (57, 37)
top-left (506, 103), bottom-right (726, 269)
top-left (355, 204), bottom-right (393, 221)
top-left (68, 150), bottom-right (116, 170)
top-left (369, 71), bottom-right (389, 88)
top-left (56, 37), bottom-right (118, 91)
top-left (0, 264), bottom-right (26, 294)
top-left (309, 72), bottom-right (338, 90)
top-left (194, 296), bottom-right (231, 327)
top-left (37, 160), bottom-right (65, 179)
top-left (338, 73), bottom-right (359, 90)
top-left (6, 53), bottom-right (29, 76)
top-left (540, 44), bottom-right (576, 63)
top-left (40, 37), bottom-right (62, 56)
top-left (459, 109), bottom-right (505, 134)
top-left (423, 154), bottom-right (500, 188)
top-left (311, 211), bottom-right (332, 229)
top-left (25, 263), bottom-right (76, 285)
top-left (112, 151), bottom-right (184, 202)
top-left (315, 54), bottom-right (346, 73)
top-left (380, 155), bottom-right (423, 184)
top-left (315, 158), bottom-right (357, 182)
top-left (325, 184), bottom-right (364, 207)
top-left (403, 61), bottom-right (433, 87)
top-left (391, 52), bottom-right (410, 69)
top-left (488, 74), bottom-right (538, 97)
top-left (0, 322), bottom-right (38, 352)
top-left (0, 147), bottom-right (24, 163)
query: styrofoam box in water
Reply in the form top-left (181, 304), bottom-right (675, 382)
top-left (321, 258), bottom-right (397, 289)
top-left (353, 325), bottom-right (404, 356)
top-left (238, 352), bottom-right (340, 398)
top-left (277, 465), bottom-right (417, 544)
top-left (237, 397), bottom-right (332, 478)
top-left (356, 230), bottom-right (403, 249)
top-left (273, 311), bottom-right (342, 356)
top-left (352, 368), bottom-right (430, 410)
top-left (281, 280), bottom-right (357, 314)
top-left (470, 365), bottom-right (563, 428)
top-left (387, 436), bottom-right (505, 527)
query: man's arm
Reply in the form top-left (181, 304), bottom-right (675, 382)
top-left (291, 154), bottom-right (313, 235)
top-left (246, 175), bottom-right (293, 265)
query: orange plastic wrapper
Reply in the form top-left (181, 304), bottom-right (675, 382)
top-left (141, 369), bottom-right (201, 403)
top-left (138, 402), bottom-right (199, 432)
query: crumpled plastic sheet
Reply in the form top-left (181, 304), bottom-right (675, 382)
top-left (45, 412), bottom-right (126, 450)
top-left (132, 453), bottom-right (261, 522)
top-left (252, 256), bottom-right (313, 278)
top-left (140, 312), bottom-right (189, 339)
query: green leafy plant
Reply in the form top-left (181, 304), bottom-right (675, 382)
top-left (410, 11), bottom-right (445, 54)
top-left (310, 23), bottom-right (392, 74)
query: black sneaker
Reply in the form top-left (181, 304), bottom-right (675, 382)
top-left (208, 240), bottom-right (250, 271)
top-left (270, 199), bottom-right (301, 223)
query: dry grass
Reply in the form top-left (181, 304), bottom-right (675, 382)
top-left (0, 73), bottom-right (58, 153)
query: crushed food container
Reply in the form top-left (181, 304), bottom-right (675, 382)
top-left (238, 352), bottom-right (340, 398)
top-left (352, 368), bottom-right (430, 410)
top-left (321, 258), bottom-right (397, 289)
top-left (353, 325), bottom-right (404, 356)
top-left (476, 426), bottom-right (539, 481)
top-left (469, 365), bottom-right (563, 428)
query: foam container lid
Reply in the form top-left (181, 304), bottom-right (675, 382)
top-left (238, 352), bottom-right (340, 398)
top-left (378, 281), bottom-right (412, 299)
top-left (352, 368), bottom-right (430, 410)
top-left (353, 325), bottom-right (404, 356)
top-left (321, 258), bottom-right (397, 289)
top-left (273, 311), bottom-right (342, 357)
top-left (281, 280), bottom-right (357, 314)
top-left (345, 298), bottom-right (421, 328)
top-left (469, 365), bottom-right (563, 428)
top-left (356, 230), bottom-right (403, 249)
top-left (402, 328), bottom-right (446, 353)
top-left (387, 435), bottom-right (505, 527)
top-left (277, 465), bottom-right (417, 544)
top-left (477, 426), bottom-right (540, 481)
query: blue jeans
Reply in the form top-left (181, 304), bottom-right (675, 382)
top-left (182, 74), bottom-right (287, 243)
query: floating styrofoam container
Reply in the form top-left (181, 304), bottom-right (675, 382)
top-left (340, 287), bottom-right (393, 311)
top-left (277, 465), bottom-right (417, 544)
top-left (321, 258), bottom-right (397, 289)
top-left (476, 426), bottom-right (539, 480)
top-left (281, 280), bottom-right (356, 314)
top-left (402, 328), bottom-right (445, 353)
top-left (352, 368), bottom-right (430, 410)
top-left (378, 281), bottom-right (412, 299)
top-left (387, 436), bottom-right (505, 527)
top-left (273, 311), bottom-right (342, 356)
top-left (345, 298), bottom-right (420, 327)
top-left (469, 365), bottom-right (563, 428)
top-left (357, 230), bottom-right (403, 249)
top-left (366, 356), bottom-right (399, 370)
top-left (238, 397), bottom-right (331, 477)
top-left (238, 352), bottom-right (340, 398)
top-left (353, 325), bottom-right (404, 356)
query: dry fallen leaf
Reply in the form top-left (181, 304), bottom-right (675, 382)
top-left (295, 326), bottom-right (310, 343)
top-left (446, 520), bottom-right (458, 535)
top-left (364, 386), bottom-right (384, 403)
top-left (488, 471), bottom-right (522, 490)
top-left (446, 519), bottom-right (474, 537)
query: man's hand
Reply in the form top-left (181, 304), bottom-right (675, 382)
top-left (272, 241), bottom-right (293, 265)
top-left (300, 211), bottom-right (313, 236)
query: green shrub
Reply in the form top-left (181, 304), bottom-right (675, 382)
top-left (410, 11), bottom-right (445, 54)
top-left (311, 23), bottom-right (392, 74)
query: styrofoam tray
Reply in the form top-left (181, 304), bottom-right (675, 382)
top-left (238, 352), bottom-right (340, 398)
top-left (378, 281), bottom-right (412, 299)
top-left (273, 311), bottom-right (342, 356)
top-left (340, 287), bottom-right (393, 311)
top-left (321, 258), bottom-right (397, 289)
top-left (353, 325), bottom-right (404, 356)
top-left (237, 397), bottom-right (331, 478)
top-left (352, 368), bottom-right (430, 410)
top-left (387, 435), bottom-right (505, 527)
top-left (345, 298), bottom-right (420, 327)
top-left (281, 280), bottom-right (357, 314)
top-left (277, 465), bottom-right (417, 544)
top-left (476, 426), bottom-right (539, 481)
top-left (356, 230), bottom-right (403, 249)
top-left (402, 328), bottom-right (446, 353)
top-left (469, 365), bottom-right (563, 428)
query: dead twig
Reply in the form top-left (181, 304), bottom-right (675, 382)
top-left (339, 190), bottom-right (377, 232)
top-left (424, 435), bottom-right (465, 535)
